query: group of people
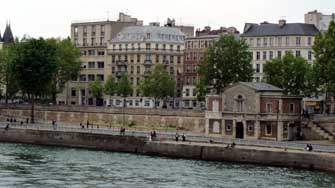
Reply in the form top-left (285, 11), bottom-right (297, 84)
top-left (148, 131), bottom-right (157, 141)
top-left (175, 133), bottom-right (186, 142)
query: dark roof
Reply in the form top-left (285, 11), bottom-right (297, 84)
top-left (3, 24), bottom-right (14, 44)
top-left (239, 82), bottom-right (284, 92)
top-left (241, 23), bottom-right (319, 37)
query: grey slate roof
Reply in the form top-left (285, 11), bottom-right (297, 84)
top-left (239, 82), bottom-right (284, 92)
top-left (241, 23), bottom-right (319, 37)
top-left (2, 24), bottom-right (14, 44)
top-left (112, 26), bottom-right (185, 43)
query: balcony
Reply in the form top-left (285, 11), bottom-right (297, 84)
top-left (116, 60), bottom-right (128, 66)
top-left (116, 71), bottom-right (127, 77)
top-left (144, 60), bottom-right (152, 66)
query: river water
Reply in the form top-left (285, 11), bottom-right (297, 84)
top-left (0, 143), bottom-right (334, 188)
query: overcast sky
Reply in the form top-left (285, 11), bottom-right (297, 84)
top-left (1, 0), bottom-right (334, 39)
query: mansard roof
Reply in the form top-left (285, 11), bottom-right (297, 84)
top-left (241, 23), bottom-right (319, 37)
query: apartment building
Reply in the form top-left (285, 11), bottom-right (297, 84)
top-left (305, 10), bottom-right (335, 32)
top-left (107, 25), bottom-right (185, 108)
top-left (241, 20), bottom-right (319, 82)
top-left (57, 13), bottom-right (143, 105)
top-left (182, 26), bottom-right (240, 109)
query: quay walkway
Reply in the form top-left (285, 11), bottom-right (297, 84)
top-left (1, 122), bottom-right (335, 153)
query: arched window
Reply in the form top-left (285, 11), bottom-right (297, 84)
top-left (237, 95), bottom-right (243, 112)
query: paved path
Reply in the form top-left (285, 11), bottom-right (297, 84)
top-left (2, 122), bottom-right (335, 153)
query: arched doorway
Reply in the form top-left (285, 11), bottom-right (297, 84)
top-left (236, 122), bottom-right (244, 139)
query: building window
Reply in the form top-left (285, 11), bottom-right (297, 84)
top-left (186, 65), bottom-right (190, 73)
top-left (97, 74), bottom-right (104, 81)
top-left (256, 52), bottom-right (260, 60)
top-left (308, 51), bottom-right (313, 61)
top-left (308, 37), bottom-right (312, 46)
top-left (256, 64), bottom-right (260, 73)
top-left (257, 38), bottom-right (261, 47)
top-left (177, 56), bottom-right (181, 64)
top-left (296, 50), bottom-right (301, 57)
top-left (296, 37), bottom-right (301, 46)
top-left (278, 37), bottom-right (282, 46)
top-left (156, 55), bottom-right (159, 63)
top-left (266, 103), bottom-right (273, 113)
top-left (98, 51), bottom-right (105, 56)
top-left (177, 45), bottom-right (180, 51)
top-left (79, 74), bottom-right (86, 81)
top-left (237, 95), bottom-right (243, 112)
top-left (269, 51), bottom-right (273, 60)
top-left (263, 51), bottom-right (267, 60)
top-left (186, 89), bottom-right (190, 96)
top-left (225, 120), bottom-right (232, 131)
top-left (247, 121), bottom-right (254, 132)
top-left (88, 62), bottom-right (95, 69)
top-left (290, 103), bottom-right (295, 113)
top-left (286, 37), bottom-right (290, 46)
top-left (88, 50), bottom-right (95, 56)
top-left (263, 38), bottom-right (267, 47)
top-left (170, 44), bottom-right (173, 51)
top-left (269, 38), bottom-right (274, 46)
top-left (97, 62), bottom-right (104, 69)
top-left (277, 51), bottom-right (282, 59)
top-left (146, 43), bottom-right (150, 50)
top-left (266, 124), bottom-right (272, 136)
top-left (88, 74), bottom-right (95, 81)
top-left (71, 89), bottom-right (76, 97)
top-left (137, 54), bottom-right (141, 63)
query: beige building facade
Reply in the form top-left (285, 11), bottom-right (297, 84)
top-left (107, 26), bottom-right (185, 108)
top-left (241, 20), bottom-right (319, 82)
top-left (57, 13), bottom-right (143, 105)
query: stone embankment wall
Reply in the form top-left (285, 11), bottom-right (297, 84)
top-left (0, 105), bottom-right (205, 133)
top-left (1, 128), bottom-right (335, 172)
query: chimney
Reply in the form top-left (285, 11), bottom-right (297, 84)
top-left (279, 19), bottom-right (286, 27)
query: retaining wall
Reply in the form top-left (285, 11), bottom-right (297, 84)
top-left (1, 128), bottom-right (335, 172)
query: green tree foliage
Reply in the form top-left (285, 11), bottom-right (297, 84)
top-left (89, 80), bottom-right (104, 99)
top-left (313, 21), bottom-right (335, 94)
top-left (47, 38), bottom-right (82, 102)
top-left (11, 38), bottom-right (58, 122)
top-left (104, 76), bottom-right (117, 97)
top-left (0, 46), bottom-right (20, 103)
top-left (116, 75), bottom-right (133, 100)
top-left (197, 35), bottom-right (253, 94)
top-left (140, 64), bottom-right (176, 107)
top-left (263, 53), bottom-right (314, 96)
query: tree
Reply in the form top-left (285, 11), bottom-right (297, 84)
top-left (89, 80), bottom-right (104, 106)
top-left (0, 45), bottom-right (19, 103)
top-left (47, 38), bottom-right (82, 103)
top-left (263, 53), bottom-right (314, 96)
top-left (140, 64), bottom-right (176, 108)
top-left (197, 35), bottom-right (253, 94)
top-left (104, 76), bottom-right (117, 106)
top-left (116, 75), bottom-right (132, 126)
top-left (313, 21), bottom-right (335, 106)
top-left (11, 38), bottom-right (58, 123)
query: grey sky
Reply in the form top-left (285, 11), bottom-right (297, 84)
top-left (1, 0), bottom-right (334, 39)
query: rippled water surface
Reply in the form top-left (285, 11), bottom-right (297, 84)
top-left (0, 143), bottom-right (335, 188)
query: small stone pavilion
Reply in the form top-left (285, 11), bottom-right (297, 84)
top-left (205, 82), bottom-right (302, 141)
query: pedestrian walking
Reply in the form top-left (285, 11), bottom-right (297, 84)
top-left (175, 132), bottom-right (179, 142)
top-left (182, 133), bottom-right (186, 142)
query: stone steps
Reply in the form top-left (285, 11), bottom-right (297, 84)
top-left (308, 122), bottom-right (334, 141)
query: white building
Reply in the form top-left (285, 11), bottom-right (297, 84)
top-left (305, 10), bottom-right (335, 32)
top-left (241, 20), bottom-right (319, 82)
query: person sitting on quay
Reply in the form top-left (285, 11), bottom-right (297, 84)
top-left (305, 144), bottom-right (313, 151)
top-left (120, 127), bottom-right (126, 136)
top-left (175, 132), bottom-right (179, 142)
top-left (182, 133), bottom-right (186, 142)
